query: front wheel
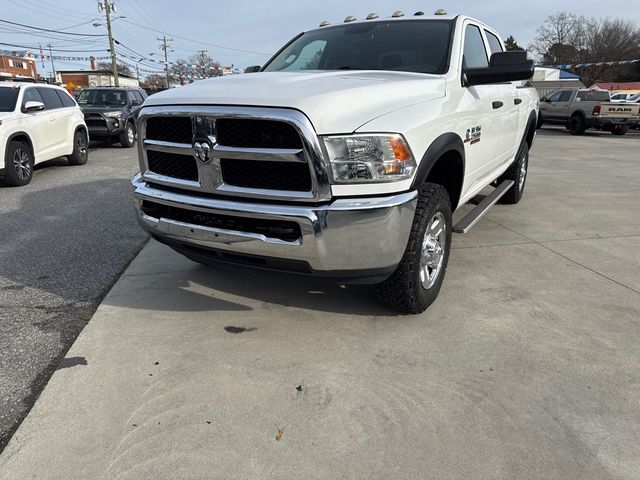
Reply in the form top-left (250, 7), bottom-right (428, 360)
top-left (119, 122), bottom-right (136, 148)
top-left (375, 183), bottom-right (452, 314)
top-left (497, 141), bottom-right (529, 205)
top-left (68, 129), bottom-right (88, 165)
top-left (3, 140), bottom-right (34, 186)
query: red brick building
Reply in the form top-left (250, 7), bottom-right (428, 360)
top-left (0, 52), bottom-right (38, 80)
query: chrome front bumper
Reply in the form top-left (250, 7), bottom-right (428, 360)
top-left (132, 174), bottom-right (417, 278)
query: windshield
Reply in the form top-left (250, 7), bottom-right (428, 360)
top-left (263, 20), bottom-right (453, 74)
top-left (77, 89), bottom-right (127, 106)
top-left (0, 87), bottom-right (19, 112)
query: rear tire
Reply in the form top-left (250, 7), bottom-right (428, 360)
top-left (68, 129), bottom-right (89, 165)
top-left (611, 125), bottom-right (628, 136)
top-left (3, 140), bottom-right (34, 186)
top-left (375, 183), bottom-right (452, 314)
top-left (119, 121), bottom-right (136, 148)
top-left (497, 141), bottom-right (529, 205)
top-left (569, 115), bottom-right (586, 135)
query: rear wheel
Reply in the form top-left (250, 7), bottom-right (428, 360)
top-left (119, 121), bottom-right (136, 148)
top-left (611, 125), bottom-right (628, 136)
top-left (3, 140), bottom-right (34, 186)
top-left (375, 183), bottom-right (452, 314)
top-left (569, 115), bottom-right (586, 135)
top-left (497, 141), bottom-right (529, 205)
top-left (68, 129), bottom-right (88, 165)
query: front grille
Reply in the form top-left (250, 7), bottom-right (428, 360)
top-left (221, 159), bottom-right (311, 191)
top-left (141, 201), bottom-right (301, 242)
top-left (147, 150), bottom-right (198, 181)
top-left (216, 119), bottom-right (302, 149)
top-left (146, 116), bottom-right (192, 144)
top-left (86, 119), bottom-right (105, 127)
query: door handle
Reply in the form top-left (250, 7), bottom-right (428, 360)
top-left (514, 98), bottom-right (523, 105)
top-left (49, 117), bottom-right (56, 122)
top-left (492, 101), bottom-right (504, 109)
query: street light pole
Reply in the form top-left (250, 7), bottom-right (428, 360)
top-left (100, 1), bottom-right (120, 86)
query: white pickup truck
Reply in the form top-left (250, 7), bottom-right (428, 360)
top-left (131, 11), bottom-right (538, 313)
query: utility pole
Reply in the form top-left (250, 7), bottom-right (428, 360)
top-left (197, 49), bottom-right (207, 78)
top-left (47, 44), bottom-right (56, 83)
top-left (135, 63), bottom-right (140, 85)
top-left (158, 35), bottom-right (173, 88)
top-left (99, 1), bottom-right (119, 86)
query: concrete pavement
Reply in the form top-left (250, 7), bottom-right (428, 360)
top-left (1, 128), bottom-right (639, 479)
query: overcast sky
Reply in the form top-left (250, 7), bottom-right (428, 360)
top-left (1, 0), bottom-right (638, 77)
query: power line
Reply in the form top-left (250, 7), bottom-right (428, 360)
top-left (119, 19), bottom-right (271, 56)
top-left (0, 41), bottom-right (108, 53)
top-left (0, 19), bottom-right (106, 36)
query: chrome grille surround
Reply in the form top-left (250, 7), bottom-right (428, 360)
top-left (137, 106), bottom-right (331, 203)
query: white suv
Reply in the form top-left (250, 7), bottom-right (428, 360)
top-left (0, 83), bottom-right (88, 186)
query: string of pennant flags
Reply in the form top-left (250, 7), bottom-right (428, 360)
top-left (4, 47), bottom-right (637, 72)
top-left (536, 59), bottom-right (639, 70)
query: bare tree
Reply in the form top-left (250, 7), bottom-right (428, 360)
top-left (531, 12), bottom-right (595, 64)
top-left (97, 61), bottom-right (133, 77)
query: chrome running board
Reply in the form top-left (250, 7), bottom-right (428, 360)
top-left (453, 180), bottom-right (514, 234)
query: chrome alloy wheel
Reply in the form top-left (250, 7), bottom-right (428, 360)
top-left (127, 124), bottom-right (135, 144)
top-left (518, 150), bottom-right (527, 191)
top-left (420, 212), bottom-right (446, 289)
top-left (13, 148), bottom-right (31, 180)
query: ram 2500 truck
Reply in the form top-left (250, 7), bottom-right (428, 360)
top-left (131, 12), bottom-right (538, 313)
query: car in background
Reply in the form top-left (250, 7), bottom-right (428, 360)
top-left (76, 86), bottom-right (147, 148)
top-left (610, 92), bottom-right (639, 102)
top-left (538, 89), bottom-right (639, 135)
top-left (1, 83), bottom-right (88, 186)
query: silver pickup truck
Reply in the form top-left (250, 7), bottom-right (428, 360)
top-left (538, 88), bottom-right (640, 136)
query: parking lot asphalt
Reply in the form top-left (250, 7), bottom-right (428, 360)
top-left (0, 142), bottom-right (148, 452)
top-left (1, 127), bottom-right (639, 479)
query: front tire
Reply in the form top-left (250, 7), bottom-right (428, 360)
top-left (119, 121), bottom-right (136, 148)
top-left (375, 183), bottom-right (452, 314)
top-left (498, 141), bottom-right (529, 205)
top-left (536, 114), bottom-right (543, 129)
top-left (3, 140), bottom-right (34, 186)
top-left (68, 129), bottom-right (88, 165)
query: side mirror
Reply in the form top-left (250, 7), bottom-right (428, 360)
top-left (464, 51), bottom-right (534, 87)
top-left (23, 101), bottom-right (45, 112)
top-left (244, 65), bottom-right (261, 73)
top-left (131, 99), bottom-right (142, 106)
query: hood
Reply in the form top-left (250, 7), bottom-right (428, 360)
top-left (143, 71), bottom-right (446, 134)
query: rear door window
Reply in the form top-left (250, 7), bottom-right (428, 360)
top-left (484, 30), bottom-right (503, 54)
top-left (37, 88), bottom-right (64, 109)
top-left (56, 89), bottom-right (77, 107)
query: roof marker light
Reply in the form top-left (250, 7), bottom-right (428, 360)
top-left (434, 8), bottom-right (447, 15)
top-left (344, 16), bottom-right (357, 23)
top-left (319, 20), bottom-right (331, 27)
top-left (366, 13), bottom-right (379, 20)
top-left (391, 11), bottom-right (405, 18)
top-left (414, 11), bottom-right (425, 16)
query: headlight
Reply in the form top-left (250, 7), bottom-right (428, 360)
top-left (103, 111), bottom-right (124, 119)
top-left (322, 134), bottom-right (416, 183)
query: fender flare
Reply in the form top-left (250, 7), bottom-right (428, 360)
top-left (410, 132), bottom-right (465, 190)
top-left (6, 131), bottom-right (34, 155)
top-left (524, 110), bottom-right (537, 148)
